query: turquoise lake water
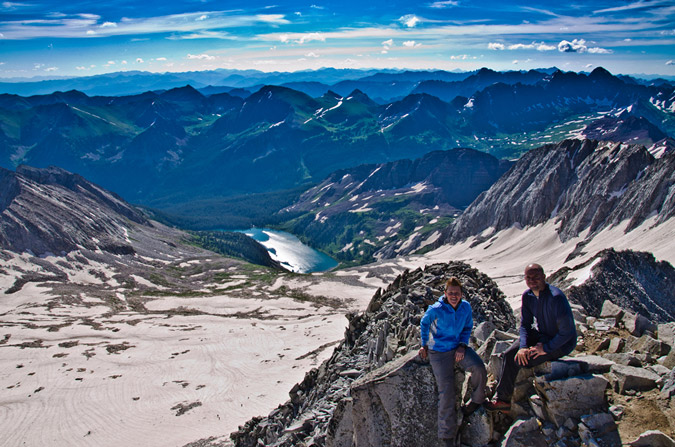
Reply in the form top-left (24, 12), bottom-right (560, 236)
top-left (237, 228), bottom-right (338, 273)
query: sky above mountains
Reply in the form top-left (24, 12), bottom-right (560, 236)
top-left (0, 0), bottom-right (674, 79)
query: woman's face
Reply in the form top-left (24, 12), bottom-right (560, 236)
top-left (445, 285), bottom-right (462, 307)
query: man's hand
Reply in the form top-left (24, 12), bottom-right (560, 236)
top-left (529, 342), bottom-right (546, 359)
top-left (455, 345), bottom-right (465, 362)
top-left (419, 346), bottom-right (428, 360)
top-left (515, 347), bottom-right (531, 366)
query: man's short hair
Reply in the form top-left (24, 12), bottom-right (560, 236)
top-left (445, 276), bottom-right (463, 291)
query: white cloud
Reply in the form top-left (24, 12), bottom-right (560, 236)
top-left (588, 47), bottom-right (613, 54)
top-left (666, 60), bottom-right (674, 65)
top-left (558, 39), bottom-right (587, 52)
top-left (428, 0), bottom-right (458, 8)
top-left (450, 54), bottom-right (468, 60)
top-left (488, 42), bottom-right (505, 50)
top-left (76, 66), bottom-right (87, 70)
top-left (121, 60), bottom-right (127, 64)
top-left (136, 58), bottom-right (144, 63)
top-left (399, 14), bottom-right (421, 28)
top-left (508, 43), bottom-right (535, 50)
top-left (558, 39), bottom-right (612, 54)
top-left (382, 38), bottom-right (394, 48)
top-left (537, 43), bottom-right (556, 51)
top-left (86, 30), bottom-right (96, 35)
top-left (403, 40), bottom-right (421, 48)
top-left (305, 52), bottom-right (319, 58)
top-left (44, 66), bottom-right (58, 72)
top-left (197, 15), bottom-right (208, 21)
top-left (297, 32), bottom-right (325, 44)
top-left (156, 57), bottom-right (167, 61)
top-left (187, 53), bottom-right (216, 60)
top-left (100, 22), bottom-right (117, 28)
top-left (256, 14), bottom-right (290, 24)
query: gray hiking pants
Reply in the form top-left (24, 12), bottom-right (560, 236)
top-left (429, 347), bottom-right (487, 440)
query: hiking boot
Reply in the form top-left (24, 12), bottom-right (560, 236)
top-left (462, 401), bottom-right (481, 416)
top-left (485, 398), bottom-right (511, 411)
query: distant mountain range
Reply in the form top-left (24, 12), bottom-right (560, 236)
top-left (0, 67), bottom-right (673, 225)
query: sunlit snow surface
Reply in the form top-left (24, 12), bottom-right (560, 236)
top-left (240, 228), bottom-right (338, 273)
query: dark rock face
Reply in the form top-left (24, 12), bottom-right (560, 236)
top-left (550, 249), bottom-right (675, 323)
top-left (230, 262), bottom-right (515, 446)
top-left (438, 139), bottom-right (675, 246)
top-left (0, 165), bottom-right (148, 255)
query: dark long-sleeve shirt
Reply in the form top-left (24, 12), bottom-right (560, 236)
top-left (519, 284), bottom-right (577, 354)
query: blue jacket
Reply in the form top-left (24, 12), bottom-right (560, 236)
top-left (520, 284), bottom-right (577, 353)
top-left (420, 296), bottom-right (473, 352)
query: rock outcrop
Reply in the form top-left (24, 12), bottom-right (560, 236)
top-left (550, 248), bottom-right (675, 323)
top-left (436, 139), bottom-right (675, 247)
top-left (228, 256), bottom-right (675, 447)
top-left (230, 262), bottom-right (515, 446)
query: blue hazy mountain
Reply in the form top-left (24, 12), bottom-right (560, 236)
top-left (0, 67), bottom-right (672, 218)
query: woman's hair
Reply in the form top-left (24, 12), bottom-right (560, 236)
top-left (445, 276), bottom-right (463, 291)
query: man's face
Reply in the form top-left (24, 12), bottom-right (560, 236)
top-left (445, 285), bottom-right (462, 307)
top-left (524, 267), bottom-right (546, 294)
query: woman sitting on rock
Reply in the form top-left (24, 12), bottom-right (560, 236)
top-left (419, 276), bottom-right (487, 447)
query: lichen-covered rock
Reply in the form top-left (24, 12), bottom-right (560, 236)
top-left (533, 374), bottom-right (609, 427)
top-left (349, 352), bottom-right (439, 447)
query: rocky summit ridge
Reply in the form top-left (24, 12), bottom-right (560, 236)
top-left (227, 249), bottom-right (675, 447)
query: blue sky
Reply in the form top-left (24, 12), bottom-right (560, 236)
top-left (0, 0), bottom-right (674, 79)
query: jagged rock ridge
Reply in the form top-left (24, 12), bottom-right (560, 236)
top-left (437, 139), bottom-right (675, 247)
top-left (230, 262), bottom-right (515, 446)
top-left (550, 248), bottom-right (675, 323)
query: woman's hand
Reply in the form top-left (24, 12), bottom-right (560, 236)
top-left (455, 345), bottom-right (465, 362)
top-left (419, 346), bottom-right (428, 360)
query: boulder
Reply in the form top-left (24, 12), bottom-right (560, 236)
top-left (628, 334), bottom-right (670, 357)
top-left (608, 337), bottom-right (626, 354)
top-left (600, 300), bottom-right (625, 320)
top-left (349, 351), bottom-right (443, 447)
top-left (533, 374), bottom-right (609, 427)
top-left (662, 348), bottom-right (675, 369)
top-left (623, 311), bottom-right (657, 337)
top-left (627, 430), bottom-right (675, 447)
top-left (660, 368), bottom-right (675, 399)
top-left (609, 364), bottom-right (661, 394)
top-left (474, 321), bottom-right (497, 343)
top-left (658, 323), bottom-right (675, 347)
top-left (499, 417), bottom-right (548, 447)
top-left (570, 355), bottom-right (616, 374)
top-left (460, 408), bottom-right (492, 447)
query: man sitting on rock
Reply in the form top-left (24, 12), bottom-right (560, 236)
top-left (486, 263), bottom-right (577, 411)
top-left (419, 277), bottom-right (487, 447)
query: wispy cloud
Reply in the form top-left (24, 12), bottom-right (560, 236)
top-left (428, 1), bottom-right (458, 8)
top-left (0, 10), bottom-right (292, 40)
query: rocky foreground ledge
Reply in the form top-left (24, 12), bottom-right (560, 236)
top-left (219, 250), bottom-right (675, 447)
